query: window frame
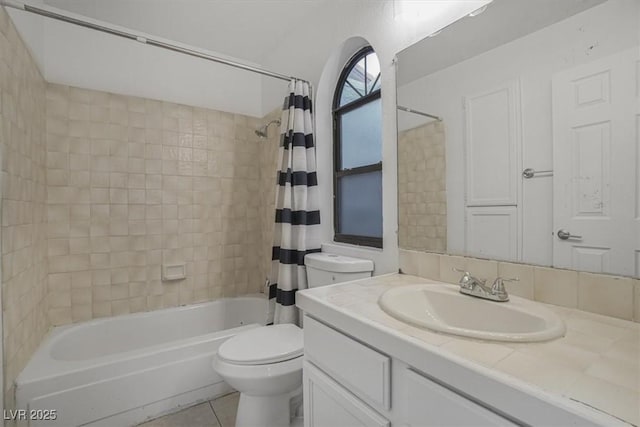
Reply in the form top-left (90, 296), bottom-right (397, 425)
top-left (332, 46), bottom-right (383, 249)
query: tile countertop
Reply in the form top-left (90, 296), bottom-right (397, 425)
top-left (296, 274), bottom-right (640, 426)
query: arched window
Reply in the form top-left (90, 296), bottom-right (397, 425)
top-left (333, 47), bottom-right (382, 248)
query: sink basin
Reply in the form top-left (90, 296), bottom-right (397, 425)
top-left (378, 284), bottom-right (565, 342)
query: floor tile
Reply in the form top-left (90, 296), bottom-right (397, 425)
top-left (211, 392), bottom-right (240, 427)
top-left (138, 402), bottom-right (219, 427)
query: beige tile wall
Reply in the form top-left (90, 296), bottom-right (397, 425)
top-left (398, 120), bottom-right (446, 252)
top-left (400, 249), bottom-right (640, 323)
top-left (0, 8), bottom-right (49, 408)
top-left (45, 84), bottom-right (272, 325)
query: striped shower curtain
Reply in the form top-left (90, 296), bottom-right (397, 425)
top-left (267, 79), bottom-right (321, 325)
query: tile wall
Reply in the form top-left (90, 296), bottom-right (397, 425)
top-left (0, 8), bottom-right (49, 408)
top-left (399, 249), bottom-right (640, 323)
top-left (398, 120), bottom-right (446, 253)
top-left (45, 84), bottom-right (277, 325)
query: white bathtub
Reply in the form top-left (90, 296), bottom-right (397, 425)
top-left (15, 295), bottom-right (267, 427)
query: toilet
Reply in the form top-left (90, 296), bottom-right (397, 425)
top-left (212, 252), bottom-right (374, 427)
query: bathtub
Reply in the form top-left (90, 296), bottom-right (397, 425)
top-left (15, 295), bottom-right (267, 427)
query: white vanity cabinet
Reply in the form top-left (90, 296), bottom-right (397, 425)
top-left (302, 315), bottom-right (515, 427)
top-left (297, 277), bottom-right (626, 426)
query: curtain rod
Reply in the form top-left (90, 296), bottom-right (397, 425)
top-left (397, 105), bottom-right (442, 121)
top-left (0, 0), bottom-right (309, 84)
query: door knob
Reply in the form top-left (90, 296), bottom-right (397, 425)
top-left (557, 229), bottom-right (582, 240)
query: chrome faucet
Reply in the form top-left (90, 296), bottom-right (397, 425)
top-left (453, 268), bottom-right (518, 302)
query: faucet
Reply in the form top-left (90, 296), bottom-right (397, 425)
top-left (452, 268), bottom-right (518, 302)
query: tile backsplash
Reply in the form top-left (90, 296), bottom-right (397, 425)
top-left (399, 249), bottom-right (640, 322)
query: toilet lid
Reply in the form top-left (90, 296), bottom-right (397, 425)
top-left (217, 324), bottom-right (303, 365)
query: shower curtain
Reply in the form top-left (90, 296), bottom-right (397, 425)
top-left (267, 79), bottom-right (321, 325)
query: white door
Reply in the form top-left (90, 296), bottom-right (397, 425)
top-left (464, 81), bottom-right (522, 262)
top-left (552, 48), bottom-right (639, 276)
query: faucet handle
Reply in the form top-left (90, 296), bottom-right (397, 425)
top-left (452, 267), bottom-right (472, 280)
top-left (491, 277), bottom-right (519, 294)
top-left (452, 267), bottom-right (472, 286)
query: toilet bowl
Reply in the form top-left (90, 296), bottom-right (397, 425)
top-left (212, 253), bottom-right (374, 427)
top-left (212, 324), bottom-right (303, 427)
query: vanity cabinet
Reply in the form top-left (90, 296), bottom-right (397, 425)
top-left (303, 315), bottom-right (515, 427)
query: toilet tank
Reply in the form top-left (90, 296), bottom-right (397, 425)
top-left (304, 253), bottom-right (374, 288)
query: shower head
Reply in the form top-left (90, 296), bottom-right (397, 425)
top-left (255, 119), bottom-right (281, 139)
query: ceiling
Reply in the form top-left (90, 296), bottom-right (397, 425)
top-left (9, 0), bottom-right (490, 117)
top-left (397, 0), bottom-right (607, 86)
top-left (42, 0), bottom-right (328, 64)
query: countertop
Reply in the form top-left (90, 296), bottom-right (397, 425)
top-left (296, 274), bottom-right (640, 426)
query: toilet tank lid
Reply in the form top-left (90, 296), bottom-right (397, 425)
top-left (304, 253), bottom-right (374, 273)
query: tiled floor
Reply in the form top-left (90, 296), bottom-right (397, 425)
top-left (138, 392), bottom-right (239, 427)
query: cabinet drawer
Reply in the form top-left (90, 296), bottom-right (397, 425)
top-left (404, 369), bottom-right (516, 426)
top-left (304, 315), bottom-right (390, 410)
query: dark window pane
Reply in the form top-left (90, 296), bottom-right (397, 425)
top-left (338, 171), bottom-right (383, 238)
top-left (340, 98), bottom-right (382, 169)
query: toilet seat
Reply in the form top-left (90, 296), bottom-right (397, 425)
top-left (217, 324), bottom-right (303, 365)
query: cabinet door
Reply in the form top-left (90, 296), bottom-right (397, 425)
top-left (405, 369), bottom-right (516, 426)
top-left (304, 316), bottom-right (391, 409)
top-left (303, 361), bottom-right (389, 427)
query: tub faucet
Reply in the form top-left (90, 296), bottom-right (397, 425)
top-left (452, 268), bottom-right (517, 302)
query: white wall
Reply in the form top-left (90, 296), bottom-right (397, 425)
top-left (397, 0), bottom-right (638, 266)
top-left (6, 1), bottom-right (45, 71)
top-left (9, 4), bottom-right (266, 117)
top-left (260, 1), bottom-right (491, 275)
top-left (42, 18), bottom-right (264, 117)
